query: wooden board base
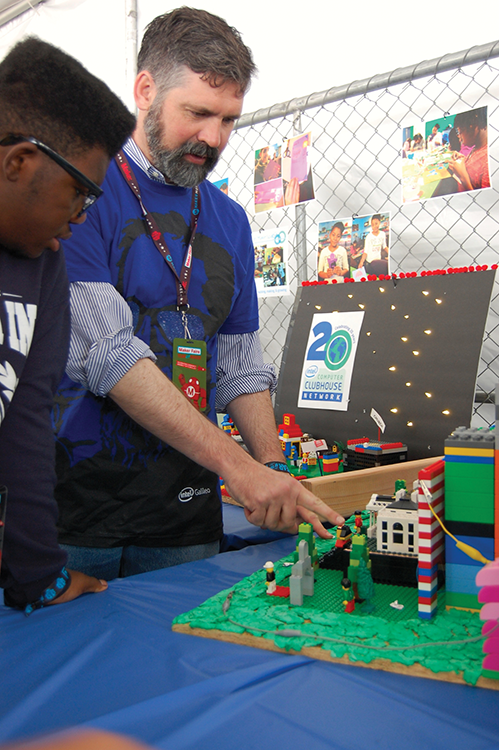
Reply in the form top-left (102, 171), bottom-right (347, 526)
top-left (172, 622), bottom-right (499, 690)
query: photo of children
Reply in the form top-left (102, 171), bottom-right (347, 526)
top-left (212, 177), bottom-right (229, 195)
top-left (402, 106), bottom-right (490, 203)
top-left (253, 132), bottom-right (315, 214)
top-left (317, 213), bottom-right (390, 282)
top-left (253, 228), bottom-right (290, 297)
top-left (317, 217), bottom-right (351, 283)
top-left (355, 213), bottom-right (390, 277)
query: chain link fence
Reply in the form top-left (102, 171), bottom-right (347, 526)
top-left (210, 41), bottom-right (499, 427)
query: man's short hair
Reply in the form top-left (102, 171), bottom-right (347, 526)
top-left (0, 37), bottom-right (135, 159)
top-left (138, 7), bottom-right (256, 97)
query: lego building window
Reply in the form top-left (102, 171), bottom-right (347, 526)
top-left (382, 521), bottom-right (387, 530)
top-left (408, 523), bottom-right (414, 532)
top-left (392, 523), bottom-right (404, 545)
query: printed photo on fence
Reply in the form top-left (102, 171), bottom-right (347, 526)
top-left (253, 227), bottom-right (290, 297)
top-left (317, 213), bottom-right (390, 282)
top-left (317, 218), bottom-right (352, 283)
top-left (402, 106), bottom-right (491, 203)
top-left (212, 177), bottom-right (229, 195)
top-left (253, 132), bottom-right (314, 214)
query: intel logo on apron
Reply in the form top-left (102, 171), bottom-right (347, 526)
top-left (178, 486), bottom-right (212, 502)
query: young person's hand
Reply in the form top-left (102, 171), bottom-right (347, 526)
top-left (48, 569), bottom-right (108, 606)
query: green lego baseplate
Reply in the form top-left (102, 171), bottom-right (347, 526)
top-left (172, 513), bottom-right (497, 689)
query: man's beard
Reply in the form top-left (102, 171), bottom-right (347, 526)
top-left (144, 105), bottom-right (220, 188)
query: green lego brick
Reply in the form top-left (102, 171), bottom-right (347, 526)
top-left (481, 669), bottom-right (499, 681)
top-left (445, 505), bottom-right (494, 524)
top-left (445, 492), bottom-right (494, 510)
top-left (445, 472), bottom-right (493, 493)
top-left (444, 497), bottom-right (494, 514)
top-left (445, 591), bottom-right (480, 610)
top-left (294, 523), bottom-right (319, 568)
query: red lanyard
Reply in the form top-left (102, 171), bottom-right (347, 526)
top-left (115, 150), bottom-right (200, 310)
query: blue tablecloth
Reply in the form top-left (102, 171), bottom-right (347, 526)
top-left (1, 535), bottom-right (499, 750)
top-left (221, 502), bottom-right (291, 549)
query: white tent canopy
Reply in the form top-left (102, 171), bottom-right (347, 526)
top-left (0, 0), bottom-right (493, 117)
top-left (0, 1), bottom-right (45, 27)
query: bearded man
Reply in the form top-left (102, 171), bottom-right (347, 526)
top-left (53, 8), bottom-right (344, 580)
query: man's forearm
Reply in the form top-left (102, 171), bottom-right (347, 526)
top-left (109, 359), bottom-right (345, 537)
top-left (226, 390), bottom-right (284, 464)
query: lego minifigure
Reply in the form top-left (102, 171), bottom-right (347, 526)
top-left (264, 561), bottom-right (276, 594)
top-left (341, 577), bottom-right (355, 613)
top-left (335, 523), bottom-right (352, 549)
top-left (354, 510), bottom-right (363, 534)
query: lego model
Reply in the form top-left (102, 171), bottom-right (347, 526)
top-left (278, 413), bottom-right (343, 478)
top-left (289, 539), bottom-right (314, 606)
top-left (173, 422), bottom-right (499, 688)
top-left (220, 415), bottom-right (242, 442)
top-left (277, 413), bottom-right (304, 460)
top-left (375, 485), bottom-right (418, 555)
top-left (345, 438), bottom-right (407, 471)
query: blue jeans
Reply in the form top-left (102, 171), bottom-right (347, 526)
top-left (60, 541), bottom-right (220, 580)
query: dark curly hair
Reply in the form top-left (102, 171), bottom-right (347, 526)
top-left (138, 7), bottom-right (256, 98)
top-left (453, 106), bottom-right (488, 133)
top-left (0, 37), bottom-right (135, 158)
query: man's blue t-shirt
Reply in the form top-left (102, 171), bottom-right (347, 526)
top-left (53, 159), bottom-right (259, 548)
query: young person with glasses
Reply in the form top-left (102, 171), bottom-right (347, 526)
top-left (0, 37), bottom-right (135, 613)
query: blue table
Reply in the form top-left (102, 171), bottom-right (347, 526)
top-left (1, 533), bottom-right (499, 750)
top-left (221, 501), bottom-right (291, 549)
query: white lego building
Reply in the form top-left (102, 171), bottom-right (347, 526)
top-left (376, 488), bottom-right (419, 555)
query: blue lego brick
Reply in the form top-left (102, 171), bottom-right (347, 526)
top-left (418, 611), bottom-right (436, 620)
top-left (417, 564), bottom-right (438, 578)
top-left (446, 562), bottom-right (481, 595)
top-left (444, 455), bottom-right (494, 465)
top-left (418, 584), bottom-right (438, 600)
top-left (445, 536), bottom-right (495, 568)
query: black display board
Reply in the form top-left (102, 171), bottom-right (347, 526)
top-left (275, 271), bottom-right (495, 459)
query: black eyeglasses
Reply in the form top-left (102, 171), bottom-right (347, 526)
top-left (0, 134), bottom-right (103, 216)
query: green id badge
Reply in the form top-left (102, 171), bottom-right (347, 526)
top-left (172, 338), bottom-right (207, 412)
